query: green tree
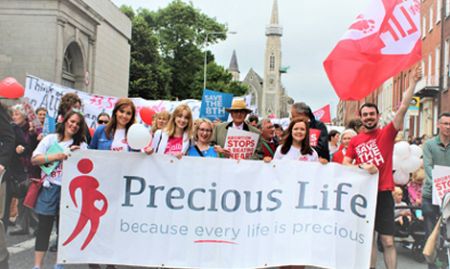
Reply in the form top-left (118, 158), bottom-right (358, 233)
top-left (122, 1), bottom-right (247, 100)
top-left (191, 61), bottom-right (248, 98)
top-left (121, 6), bottom-right (171, 100)
top-left (153, 0), bottom-right (226, 100)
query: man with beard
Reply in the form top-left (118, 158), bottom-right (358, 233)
top-left (343, 66), bottom-right (421, 269)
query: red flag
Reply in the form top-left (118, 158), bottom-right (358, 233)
top-left (323, 0), bottom-right (421, 100)
top-left (313, 104), bottom-right (331, 123)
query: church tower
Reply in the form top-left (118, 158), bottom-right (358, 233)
top-left (262, 0), bottom-right (283, 117)
top-left (228, 50), bottom-right (240, 81)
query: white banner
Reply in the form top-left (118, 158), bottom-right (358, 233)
top-left (58, 151), bottom-right (378, 269)
top-left (24, 75), bottom-right (201, 128)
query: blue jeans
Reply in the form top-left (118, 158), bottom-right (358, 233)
top-left (422, 197), bottom-right (440, 269)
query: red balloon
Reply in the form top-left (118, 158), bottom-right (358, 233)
top-left (139, 107), bottom-right (156, 125)
top-left (0, 77), bottom-right (25, 99)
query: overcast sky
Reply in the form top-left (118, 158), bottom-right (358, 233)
top-left (111, 0), bottom-right (371, 116)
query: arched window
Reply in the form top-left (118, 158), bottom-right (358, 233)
top-left (62, 42), bottom-right (84, 90)
top-left (269, 54), bottom-right (275, 71)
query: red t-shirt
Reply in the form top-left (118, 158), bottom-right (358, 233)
top-left (164, 136), bottom-right (183, 154)
top-left (332, 148), bottom-right (345, 164)
top-left (345, 122), bottom-right (398, 191)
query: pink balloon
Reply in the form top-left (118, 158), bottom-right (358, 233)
top-left (139, 107), bottom-right (156, 125)
top-left (0, 77), bottom-right (25, 99)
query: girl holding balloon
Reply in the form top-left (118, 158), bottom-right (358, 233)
top-left (89, 98), bottom-right (136, 152)
top-left (146, 104), bottom-right (193, 159)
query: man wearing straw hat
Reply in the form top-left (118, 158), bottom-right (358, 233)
top-left (212, 99), bottom-right (262, 160)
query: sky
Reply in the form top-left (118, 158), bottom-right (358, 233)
top-left (111, 0), bottom-right (371, 116)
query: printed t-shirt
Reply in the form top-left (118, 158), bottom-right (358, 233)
top-left (345, 122), bottom-right (398, 191)
top-left (164, 136), bottom-right (183, 154)
top-left (111, 128), bottom-right (127, 152)
top-left (273, 145), bottom-right (319, 162)
top-left (32, 134), bottom-right (87, 185)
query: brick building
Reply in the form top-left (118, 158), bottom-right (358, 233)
top-left (338, 0), bottom-right (449, 138)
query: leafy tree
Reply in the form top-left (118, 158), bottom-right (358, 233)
top-left (121, 1), bottom-right (247, 100)
top-left (121, 6), bottom-right (171, 100)
top-left (191, 61), bottom-right (248, 98)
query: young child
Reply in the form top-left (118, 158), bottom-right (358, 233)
top-left (408, 167), bottom-right (424, 207)
top-left (393, 187), bottom-right (412, 227)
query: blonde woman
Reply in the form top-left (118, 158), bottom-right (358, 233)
top-left (147, 104), bottom-right (193, 158)
top-left (187, 119), bottom-right (218, 158)
top-left (151, 111), bottom-right (170, 134)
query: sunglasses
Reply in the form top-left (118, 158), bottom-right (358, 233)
top-left (98, 120), bottom-right (109, 124)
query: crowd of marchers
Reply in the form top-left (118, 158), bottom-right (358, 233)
top-left (0, 66), bottom-right (449, 269)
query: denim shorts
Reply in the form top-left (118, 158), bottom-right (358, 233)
top-left (34, 184), bottom-right (61, 216)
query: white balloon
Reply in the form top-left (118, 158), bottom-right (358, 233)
top-left (392, 155), bottom-right (400, 171)
top-left (127, 124), bottom-right (151, 150)
top-left (393, 169), bottom-right (410, 185)
top-left (394, 141), bottom-right (410, 160)
top-left (399, 155), bottom-right (422, 173)
top-left (409, 144), bottom-right (423, 158)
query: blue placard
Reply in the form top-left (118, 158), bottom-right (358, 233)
top-left (199, 89), bottom-right (233, 121)
top-left (43, 114), bottom-right (56, 136)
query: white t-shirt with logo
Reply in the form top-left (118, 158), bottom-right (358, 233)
top-left (273, 145), bottom-right (319, 162)
top-left (33, 134), bottom-right (87, 185)
top-left (111, 129), bottom-right (128, 152)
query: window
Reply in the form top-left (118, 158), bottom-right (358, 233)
top-left (435, 47), bottom-right (440, 85)
top-left (445, 40), bottom-right (449, 89)
top-left (269, 54), bottom-right (275, 71)
top-left (428, 54), bottom-right (432, 85)
top-left (447, 0), bottom-right (450, 17)
top-left (437, 0), bottom-right (441, 23)
top-left (62, 42), bottom-right (84, 90)
top-left (422, 16), bottom-right (427, 38)
top-left (429, 6), bottom-right (434, 31)
top-left (62, 49), bottom-right (75, 88)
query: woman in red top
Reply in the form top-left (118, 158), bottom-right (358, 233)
top-left (332, 129), bottom-right (357, 164)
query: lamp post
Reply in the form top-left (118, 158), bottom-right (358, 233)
top-left (203, 31), bottom-right (237, 90)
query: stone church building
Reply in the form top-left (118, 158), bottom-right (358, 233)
top-left (0, 0), bottom-right (131, 97)
top-left (228, 0), bottom-right (293, 118)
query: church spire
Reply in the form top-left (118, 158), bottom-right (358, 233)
top-left (266, 0), bottom-right (282, 37)
top-left (228, 50), bottom-right (239, 73)
top-left (270, 0), bottom-right (279, 25)
top-left (228, 50), bottom-right (240, 81)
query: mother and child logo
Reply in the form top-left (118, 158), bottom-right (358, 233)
top-left (63, 159), bottom-right (108, 250)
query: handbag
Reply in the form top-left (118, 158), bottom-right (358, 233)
top-left (423, 217), bottom-right (441, 263)
top-left (10, 174), bottom-right (30, 199)
top-left (23, 178), bottom-right (43, 209)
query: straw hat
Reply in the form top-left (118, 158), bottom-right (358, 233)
top-left (225, 99), bottom-right (252, 113)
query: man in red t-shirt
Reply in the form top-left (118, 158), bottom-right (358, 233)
top-left (343, 66), bottom-right (421, 269)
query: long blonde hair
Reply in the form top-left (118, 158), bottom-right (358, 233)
top-left (151, 111), bottom-right (170, 133)
top-left (165, 104), bottom-right (193, 137)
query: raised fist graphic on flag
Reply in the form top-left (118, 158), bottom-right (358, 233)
top-left (324, 0), bottom-right (421, 100)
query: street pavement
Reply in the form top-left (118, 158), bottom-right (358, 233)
top-left (5, 226), bottom-right (427, 269)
